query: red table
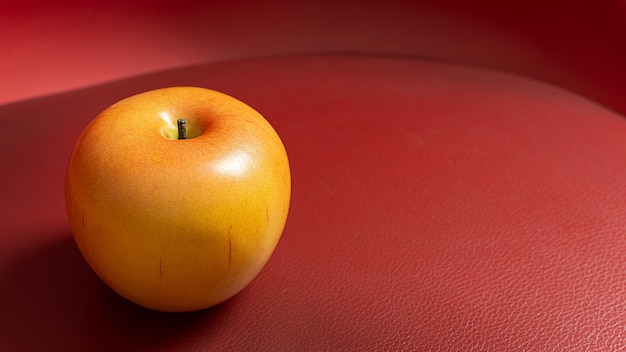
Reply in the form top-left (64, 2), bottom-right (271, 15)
top-left (3, 1), bottom-right (626, 351)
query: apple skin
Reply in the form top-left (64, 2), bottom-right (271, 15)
top-left (65, 87), bottom-right (291, 312)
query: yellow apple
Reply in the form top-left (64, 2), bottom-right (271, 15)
top-left (65, 87), bottom-right (291, 312)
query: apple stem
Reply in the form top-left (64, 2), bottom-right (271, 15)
top-left (177, 118), bottom-right (187, 140)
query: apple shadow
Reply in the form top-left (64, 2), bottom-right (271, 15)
top-left (0, 233), bottom-right (232, 352)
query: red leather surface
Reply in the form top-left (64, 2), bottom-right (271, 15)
top-left (3, 54), bottom-right (626, 350)
top-left (4, 0), bottom-right (626, 350)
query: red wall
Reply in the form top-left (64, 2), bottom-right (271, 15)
top-left (2, 0), bottom-right (626, 113)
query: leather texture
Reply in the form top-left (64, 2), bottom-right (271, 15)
top-left (2, 54), bottom-right (626, 351)
top-left (4, 0), bottom-right (626, 350)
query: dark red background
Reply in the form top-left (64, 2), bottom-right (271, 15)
top-left (2, 1), bottom-right (626, 350)
top-left (3, 0), bottom-right (626, 113)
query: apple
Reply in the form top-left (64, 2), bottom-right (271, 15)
top-left (65, 87), bottom-right (291, 312)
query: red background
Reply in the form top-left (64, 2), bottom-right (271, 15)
top-left (3, 0), bottom-right (626, 113)
top-left (3, 0), bottom-right (626, 350)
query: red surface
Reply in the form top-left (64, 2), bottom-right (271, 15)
top-left (3, 1), bottom-right (626, 351)
top-left (3, 54), bottom-right (626, 351)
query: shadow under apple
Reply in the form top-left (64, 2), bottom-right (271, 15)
top-left (0, 233), bottom-right (235, 352)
